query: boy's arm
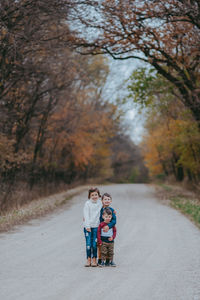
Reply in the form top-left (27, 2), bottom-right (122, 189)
top-left (107, 209), bottom-right (117, 229)
top-left (113, 226), bottom-right (116, 240)
top-left (97, 224), bottom-right (102, 245)
top-left (99, 207), bottom-right (103, 223)
top-left (108, 225), bottom-right (116, 241)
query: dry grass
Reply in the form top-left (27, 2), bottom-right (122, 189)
top-left (0, 185), bottom-right (88, 233)
top-left (0, 181), bottom-right (78, 212)
top-left (155, 183), bottom-right (200, 229)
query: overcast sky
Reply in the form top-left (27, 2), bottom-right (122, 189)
top-left (102, 57), bottom-right (145, 144)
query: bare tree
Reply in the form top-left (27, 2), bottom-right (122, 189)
top-left (69, 0), bottom-right (200, 126)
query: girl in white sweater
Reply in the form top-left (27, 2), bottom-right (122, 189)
top-left (83, 187), bottom-right (102, 267)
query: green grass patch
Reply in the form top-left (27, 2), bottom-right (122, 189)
top-left (158, 183), bottom-right (173, 192)
top-left (171, 196), bottom-right (200, 226)
top-left (156, 183), bottom-right (200, 229)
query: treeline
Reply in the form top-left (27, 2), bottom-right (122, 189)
top-left (127, 68), bottom-right (200, 186)
top-left (0, 1), bottom-right (147, 211)
top-left (68, 0), bottom-right (200, 188)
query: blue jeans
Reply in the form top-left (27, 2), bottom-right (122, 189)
top-left (84, 227), bottom-right (98, 258)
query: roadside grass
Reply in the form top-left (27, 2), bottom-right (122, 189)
top-left (171, 197), bottom-right (200, 226)
top-left (0, 185), bottom-right (88, 233)
top-left (155, 183), bottom-right (200, 229)
top-left (159, 184), bottom-right (173, 192)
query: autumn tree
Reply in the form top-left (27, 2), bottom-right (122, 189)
top-left (0, 0), bottom-right (72, 154)
top-left (142, 115), bottom-right (200, 183)
top-left (38, 55), bottom-right (116, 184)
top-left (0, 1), bottom-right (78, 191)
top-left (0, 1), bottom-right (150, 211)
top-left (127, 67), bottom-right (200, 183)
top-left (69, 0), bottom-right (200, 127)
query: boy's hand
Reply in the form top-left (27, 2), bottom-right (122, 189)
top-left (108, 237), bottom-right (113, 241)
top-left (103, 225), bottom-right (109, 232)
top-left (86, 228), bottom-right (91, 232)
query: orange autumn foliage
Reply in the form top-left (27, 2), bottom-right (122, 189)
top-left (142, 117), bottom-right (200, 181)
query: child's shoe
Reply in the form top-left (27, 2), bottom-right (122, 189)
top-left (105, 260), bottom-right (110, 266)
top-left (109, 261), bottom-right (116, 267)
top-left (91, 258), bottom-right (97, 267)
top-left (97, 259), bottom-right (102, 265)
top-left (98, 260), bottom-right (106, 267)
top-left (84, 258), bottom-right (91, 267)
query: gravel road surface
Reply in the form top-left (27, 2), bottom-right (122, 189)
top-left (1, 184), bottom-right (200, 300)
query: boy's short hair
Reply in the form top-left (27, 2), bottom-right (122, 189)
top-left (103, 207), bottom-right (112, 215)
top-left (88, 187), bottom-right (101, 199)
top-left (101, 192), bottom-right (112, 200)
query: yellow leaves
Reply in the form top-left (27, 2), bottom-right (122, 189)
top-left (142, 116), bottom-right (200, 178)
top-left (69, 131), bottom-right (94, 168)
top-left (144, 147), bottom-right (163, 176)
top-left (41, 93), bottom-right (117, 174)
top-left (141, 130), bottom-right (165, 177)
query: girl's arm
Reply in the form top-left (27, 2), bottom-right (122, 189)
top-left (99, 207), bottom-right (103, 223)
top-left (83, 202), bottom-right (90, 229)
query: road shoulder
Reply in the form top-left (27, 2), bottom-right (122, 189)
top-left (155, 183), bottom-right (200, 229)
top-left (0, 185), bottom-right (88, 233)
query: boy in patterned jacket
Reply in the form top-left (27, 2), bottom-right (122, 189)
top-left (98, 192), bottom-right (116, 266)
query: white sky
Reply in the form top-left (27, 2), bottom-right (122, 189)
top-left (102, 57), bottom-right (145, 144)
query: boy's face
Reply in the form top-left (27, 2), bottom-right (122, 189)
top-left (90, 191), bottom-right (99, 202)
top-left (102, 196), bottom-right (112, 207)
top-left (103, 213), bottom-right (112, 223)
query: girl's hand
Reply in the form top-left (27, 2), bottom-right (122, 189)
top-left (86, 228), bottom-right (91, 232)
top-left (103, 225), bottom-right (109, 232)
top-left (108, 237), bottom-right (113, 241)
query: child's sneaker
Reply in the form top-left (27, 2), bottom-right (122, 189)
top-left (109, 261), bottom-right (116, 267)
top-left (105, 260), bottom-right (110, 266)
top-left (97, 259), bottom-right (102, 265)
top-left (98, 261), bottom-right (106, 267)
top-left (105, 259), bottom-right (110, 266)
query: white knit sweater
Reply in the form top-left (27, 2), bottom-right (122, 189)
top-left (83, 199), bottom-right (102, 228)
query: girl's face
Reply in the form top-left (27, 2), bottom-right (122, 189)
top-left (102, 196), bottom-right (112, 207)
top-left (90, 191), bottom-right (99, 202)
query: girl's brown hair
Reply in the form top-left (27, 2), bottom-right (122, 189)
top-left (88, 187), bottom-right (101, 199)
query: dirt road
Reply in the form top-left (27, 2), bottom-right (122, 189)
top-left (1, 184), bottom-right (200, 300)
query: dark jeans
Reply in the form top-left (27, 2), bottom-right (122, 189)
top-left (84, 227), bottom-right (98, 258)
